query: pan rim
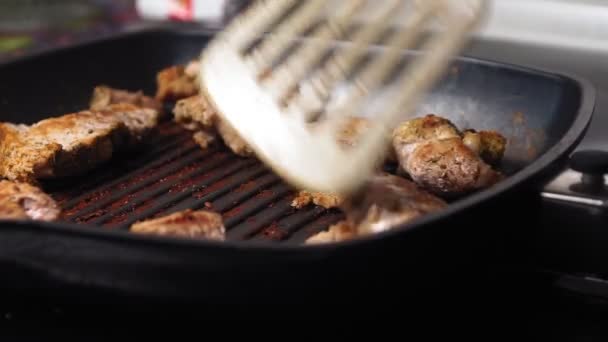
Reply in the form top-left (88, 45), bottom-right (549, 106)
top-left (0, 27), bottom-right (596, 255)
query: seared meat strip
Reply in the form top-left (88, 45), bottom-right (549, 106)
top-left (392, 114), bottom-right (505, 198)
top-left (306, 173), bottom-right (447, 244)
top-left (155, 60), bottom-right (200, 101)
top-left (90, 85), bottom-right (163, 115)
top-left (0, 104), bottom-right (160, 183)
top-left (0, 180), bottom-right (60, 221)
top-left (130, 209), bottom-right (225, 241)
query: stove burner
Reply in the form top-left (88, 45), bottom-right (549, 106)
top-left (542, 150), bottom-right (608, 209)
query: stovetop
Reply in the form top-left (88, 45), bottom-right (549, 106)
top-left (466, 36), bottom-right (608, 303)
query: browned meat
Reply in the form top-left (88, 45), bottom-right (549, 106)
top-left (98, 103), bottom-right (161, 147)
top-left (90, 85), bottom-right (163, 115)
top-left (174, 94), bottom-right (215, 130)
top-left (392, 114), bottom-right (505, 197)
top-left (192, 130), bottom-right (216, 149)
top-left (130, 209), bottom-right (225, 241)
top-left (173, 94), bottom-right (254, 156)
top-left (462, 129), bottom-right (507, 167)
top-left (306, 173), bottom-right (447, 244)
top-left (291, 190), bottom-right (343, 209)
top-left (305, 220), bottom-right (357, 244)
top-left (155, 61), bottom-right (200, 101)
top-left (0, 104), bottom-right (160, 183)
top-left (0, 180), bottom-right (60, 221)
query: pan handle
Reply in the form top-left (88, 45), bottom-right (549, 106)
top-left (541, 149), bottom-right (608, 208)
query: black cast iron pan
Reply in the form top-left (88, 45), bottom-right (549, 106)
top-left (0, 28), bottom-right (595, 307)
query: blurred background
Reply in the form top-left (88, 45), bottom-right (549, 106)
top-left (1, 0), bottom-right (607, 62)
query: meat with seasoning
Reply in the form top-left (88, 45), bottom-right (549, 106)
top-left (173, 94), bottom-right (254, 157)
top-left (306, 173), bottom-right (447, 244)
top-left (392, 114), bottom-right (505, 198)
top-left (155, 60), bottom-right (200, 101)
top-left (130, 209), bottom-right (225, 241)
top-left (0, 103), bottom-right (160, 184)
top-left (0, 180), bottom-right (60, 221)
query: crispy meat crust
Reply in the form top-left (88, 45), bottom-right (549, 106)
top-left (0, 180), bottom-right (60, 221)
top-left (130, 209), bottom-right (225, 240)
top-left (291, 190), bottom-right (343, 209)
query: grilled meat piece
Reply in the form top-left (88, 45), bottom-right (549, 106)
top-left (392, 114), bottom-right (504, 198)
top-left (174, 94), bottom-right (254, 156)
top-left (291, 190), bottom-right (343, 209)
top-left (0, 104), bottom-right (160, 183)
top-left (155, 60), bottom-right (200, 101)
top-left (305, 220), bottom-right (357, 244)
top-left (90, 85), bottom-right (163, 115)
top-left (192, 130), bottom-right (216, 149)
top-left (174, 94), bottom-right (215, 130)
top-left (306, 173), bottom-right (447, 244)
top-left (130, 209), bottom-right (225, 241)
top-left (96, 103), bottom-right (161, 147)
top-left (0, 180), bottom-right (60, 221)
top-left (0, 112), bottom-right (125, 183)
top-left (462, 129), bottom-right (507, 167)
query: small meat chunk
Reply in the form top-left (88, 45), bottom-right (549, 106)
top-left (305, 221), bottom-right (357, 244)
top-left (155, 61), bottom-right (199, 101)
top-left (192, 130), bottom-right (216, 149)
top-left (174, 94), bottom-right (215, 130)
top-left (130, 209), bottom-right (225, 241)
top-left (392, 114), bottom-right (504, 198)
top-left (462, 129), bottom-right (507, 166)
top-left (173, 94), bottom-right (254, 156)
top-left (291, 190), bottom-right (343, 209)
top-left (306, 173), bottom-right (447, 244)
top-left (0, 105), bottom-right (160, 183)
top-left (90, 85), bottom-right (163, 115)
top-left (0, 180), bottom-right (60, 221)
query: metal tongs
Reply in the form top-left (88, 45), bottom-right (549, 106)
top-left (198, 0), bottom-right (487, 196)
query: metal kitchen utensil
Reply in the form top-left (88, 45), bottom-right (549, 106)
top-left (198, 0), bottom-right (487, 195)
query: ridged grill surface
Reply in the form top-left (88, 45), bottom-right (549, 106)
top-left (46, 121), bottom-right (344, 245)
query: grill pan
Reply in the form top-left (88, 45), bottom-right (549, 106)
top-left (0, 28), bottom-right (595, 307)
